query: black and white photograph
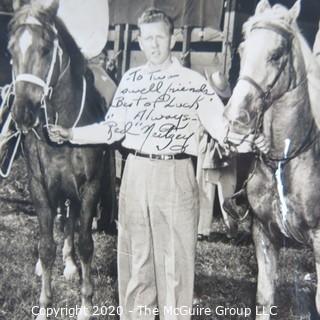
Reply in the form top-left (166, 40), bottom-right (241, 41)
top-left (1, 0), bottom-right (320, 319)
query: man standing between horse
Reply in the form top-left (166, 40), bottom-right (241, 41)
top-left (48, 8), bottom-right (260, 319)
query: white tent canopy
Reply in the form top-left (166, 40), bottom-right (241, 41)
top-left (57, 0), bottom-right (109, 59)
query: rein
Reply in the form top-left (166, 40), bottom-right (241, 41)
top-left (0, 11), bottom-right (13, 17)
top-left (265, 121), bottom-right (318, 164)
top-left (0, 82), bottom-right (21, 178)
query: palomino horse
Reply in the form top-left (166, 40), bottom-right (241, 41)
top-left (8, 2), bottom-right (114, 319)
top-left (224, 0), bottom-right (320, 319)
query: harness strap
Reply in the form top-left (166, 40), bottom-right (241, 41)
top-left (72, 77), bottom-right (86, 128)
top-left (251, 22), bottom-right (293, 43)
top-left (0, 112), bottom-right (21, 178)
top-left (238, 76), bottom-right (265, 99)
top-left (239, 52), bottom-right (291, 113)
top-left (0, 132), bottom-right (21, 178)
top-left (15, 74), bottom-right (47, 90)
top-left (0, 83), bottom-right (14, 111)
top-left (14, 39), bottom-right (60, 97)
top-left (0, 11), bottom-right (13, 16)
top-left (12, 20), bottom-right (86, 137)
top-left (265, 121), bottom-right (318, 163)
top-left (45, 39), bottom-right (59, 92)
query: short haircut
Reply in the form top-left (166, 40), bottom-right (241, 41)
top-left (138, 8), bottom-right (174, 35)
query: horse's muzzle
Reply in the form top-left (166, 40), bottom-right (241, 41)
top-left (12, 101), bottom-right (41, 133)
top-left (17, 117), bottom-right (40, 134)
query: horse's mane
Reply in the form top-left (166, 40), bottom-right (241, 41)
top-left (244, 4), bottom-right (320, 129)
top-left (55, 18), bottom-right (86, 85)
top-left (9, 4), bottom-right (85, 83)
top-left (296, 31), bottom-right (320, 129)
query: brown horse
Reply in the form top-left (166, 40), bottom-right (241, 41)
top-left (8, 2), bottom-right (114, 319)
top-left (224, 0), bottom-right (320, 319)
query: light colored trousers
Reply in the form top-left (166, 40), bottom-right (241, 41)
top-left (118, 154), bottom-right (199, 320)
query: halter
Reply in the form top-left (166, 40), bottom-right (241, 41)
top-left (225, 23), bottom-right (296, 152)
top-left (15, 38), bottom-right (60, 99)
top-left (239, 22), bottom-right (295, 112)
top-left (12, 18), bottom-right (86, 131)
top-left (228, 21), bottom-right (313, 160)
top-left (0, 17), bottom-right (87, 177)
top-left (14, 17), bottom-right (62, 98)
top-left (224, 21), bottom-right (317, 213)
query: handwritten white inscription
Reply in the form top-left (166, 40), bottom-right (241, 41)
top-left (105, 66), bottom-right (216, 153)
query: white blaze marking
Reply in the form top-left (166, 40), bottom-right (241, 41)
top-left (19, 30), bottom-right (33, 63)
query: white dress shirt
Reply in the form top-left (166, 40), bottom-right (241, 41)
top-left (71, 58), bottom-right (227, 156)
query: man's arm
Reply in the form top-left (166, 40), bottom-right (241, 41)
top-left (197, 91), bottom-right (227, 145)
top-left (48, 80), bottom-right (127, 145)
top-left (70, 103), bottom-right (126, 145)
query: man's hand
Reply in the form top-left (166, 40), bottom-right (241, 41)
top-left (227, 131), bottom-right (254, 153)
top-left (226, 132), bottom-right (269, 154)
top-left (47, 125), bottom-right (73, 144)
top-left (254, 134), bottom-right (270, 154)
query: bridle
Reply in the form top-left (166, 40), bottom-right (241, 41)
top-left (223, 20), bottom-right (318, 205)
top-left (239, 22), bottom-right (295, 109)
top-left (15, 34), bottom-right (61, 101)
top-left (238, 22), bottom-right (295, 141)
top-left (11, 16), bottom-right (86, 133)
top-left (0, 16), bottom-right (87, 177)
top-left (226, 21), bottom-right (316, 163)
top-left (12, 18), bottom-right (62, 129)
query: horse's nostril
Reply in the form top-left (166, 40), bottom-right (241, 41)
top-left (238, 110), bottom-right (252, 125)
top-left (228, 119), bottom-right (251, 136)
top-left (11, 107), bottom-right (38, 133)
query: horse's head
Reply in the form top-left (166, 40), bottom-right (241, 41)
top-left (224, 0), bottom-right (306, 149)
top-left (8, 0), bottom-right (60, 132)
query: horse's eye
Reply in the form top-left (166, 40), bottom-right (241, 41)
top-left (271, 51), bottom-right (282, 61)
top-left (41, 47), bottom-right (50, 56)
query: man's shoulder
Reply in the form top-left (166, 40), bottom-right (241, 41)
top-left (175, 65), bottom-right (207, 82)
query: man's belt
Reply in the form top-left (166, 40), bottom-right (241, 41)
top-left (128, 150), bottom-right (190, 160)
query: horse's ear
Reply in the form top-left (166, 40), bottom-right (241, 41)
top-left (46, 0), bottom-right (59, 17)
top-left (12, 0), bottom-right (22, 11)
top-left (255, 0), bottom-right (271, 15)
top-left (32, 0), bottom-right (59, 17)
top-left (288, 0), bottom-right (301, 23)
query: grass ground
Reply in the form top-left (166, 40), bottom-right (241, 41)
top-left (0, 158), bottom-right (318, 320)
